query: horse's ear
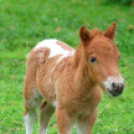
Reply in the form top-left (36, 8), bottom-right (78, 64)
top-left (79, 26), bottom-right (92, 42)
top-left (103, 22), bottom-right (116, 40)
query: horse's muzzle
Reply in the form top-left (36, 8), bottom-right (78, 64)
top-left (107, 82), bottom-right (125, 96)
top-left (104, 76), bottom-right (125, 97)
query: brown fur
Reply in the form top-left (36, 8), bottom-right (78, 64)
top-left (23, 23), bottom-right (124, 134)
top-left (56, 41), bottom-right (73, 51)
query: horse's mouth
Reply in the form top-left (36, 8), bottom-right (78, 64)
top-left (106, 88), bottom-right (123, 97)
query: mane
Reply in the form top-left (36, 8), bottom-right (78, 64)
top-left (90, 28), bottom-right (103, 37)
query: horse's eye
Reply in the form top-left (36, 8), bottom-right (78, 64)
top-left (90, 57), bottom-right (96, 63)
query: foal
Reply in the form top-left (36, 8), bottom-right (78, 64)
top-left (23, 22), bottom-right (124, 134)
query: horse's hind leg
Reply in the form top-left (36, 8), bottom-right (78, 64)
top-left (39, 101), bottom-right (55, 134)
top-left (24, 104), bottom-right (36, 134)
top-left (23, 66), bottom-right (42, 133)
top-left (23, 51), bottom-right (42, 134)
top-left (24, 83), bottom-right (42, 134)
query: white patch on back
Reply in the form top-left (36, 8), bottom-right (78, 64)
top-left (34, 39), bottom-right (76, 58)
top-left (35, 39), bottom-right (76, 83)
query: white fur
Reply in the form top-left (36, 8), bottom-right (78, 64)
top-left (77, 121), bottom-right (88, 134)
top-left (103, 75), bottom-right (124, 95)
top-left (24, 88), bottom-right (42, 134)
top-left (40, 129), bottom-right (47, 134)
top-left (50, 56), bottom-right (63, 73)
top-left (48, 55), bottom-right (67, 83)
top-left (24, 111), bottom-right (36, 134)
top-left (53, 101), bottom-right (57, 108)
top-left (50, 56), bottom-right (65, 75)
top-left (34, 39), bottom-right (76, 58)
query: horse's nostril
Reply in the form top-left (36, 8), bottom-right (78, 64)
top-left (112, 82), bottom-right (117, 89)
top-left (112, 82), bottom-right (122, 90)
top-left (111, 82), bottom-right (124, 94)
top-left (119, 83), bottom-right (124, 90)
top-left (109, 81), bottom-right (124, 96)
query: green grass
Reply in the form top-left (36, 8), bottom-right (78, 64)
top-left (0, 0), bottom-right (134, 133)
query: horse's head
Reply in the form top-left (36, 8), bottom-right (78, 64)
top-left (79, 22), bottom-right (124, 96)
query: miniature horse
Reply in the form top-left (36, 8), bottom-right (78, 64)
top-left (23, 23), bottom-right (124, 134)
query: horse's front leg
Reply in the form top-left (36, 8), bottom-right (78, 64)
top-left (76, 108), bottom-right (98, 134)
top-left (56, 107), bottom-right (75, 134)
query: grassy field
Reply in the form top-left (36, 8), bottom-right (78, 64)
top-left (0, 0), bottom-right (134, 134)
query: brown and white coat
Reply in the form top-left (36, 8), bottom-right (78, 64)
top-left (23, 23), bottom-right (124, 134)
